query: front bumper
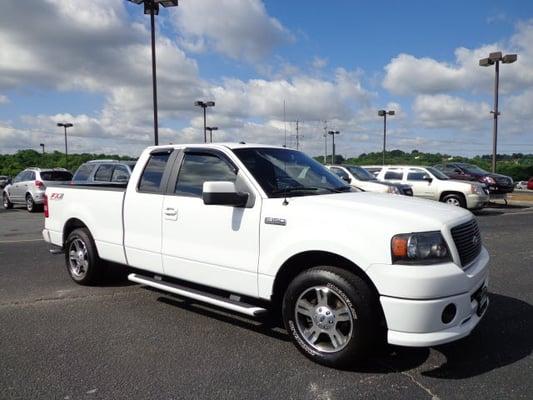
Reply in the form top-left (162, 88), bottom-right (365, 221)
top-left (366, 247), bottom-right (490, 347)
top-left (466, 193), bottom-right (489, 209)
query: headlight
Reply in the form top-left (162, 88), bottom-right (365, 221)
top-left (391, 231), bottom-right (451, 265)
top-left (470, 184), bottom-right (485, 195)
top-left (387, 186), bottom-right (401, 195)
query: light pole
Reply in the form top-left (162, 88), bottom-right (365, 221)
top-left (127, 0), bottom-right (179, 146)
top-left (479, 51), bottom-right (518, 173)
top-left (378, 109), bottom-right (395, 165)
top-left (206, 126), bottom-right (218, 143)
top-left (327, 130), bottom-right (340, 165)
top-left (40, 143), bottom-right (45, 155)
top-left (194, 100), bottom-right (215, 143)
top-left (57, 122), bottom-right (73, 168)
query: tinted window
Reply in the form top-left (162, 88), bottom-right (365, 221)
top-left (94, 165), bottom-right (114, 182)
top-left (330, 167), bottom-right (349, 179)
top-left (175, 153), bottom-right (236, 197)
top-left (23, 171), bottom-right (35, 181)
top-left (138, 153), bottom-right (171, 192)
top-left (111, 165), bottom-right (130, 183)
top-left (364, 167), bottom-right (382, 177)
top-left (40, 171), bottom-right (73, 181)
top-left (407, 170), bottom-right (427, 181)
top-left (346, 166), bottom-right (376, 181)
top-left (73, 164), bottom-right (93, 181)
top-left (384, 170), bottom-right (403, 180)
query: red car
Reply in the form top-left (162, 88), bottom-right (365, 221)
top-left (528, 177), bottom-right (533, 190)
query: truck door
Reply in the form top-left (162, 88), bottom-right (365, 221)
top-left (123, 148), bottom-right (176, 274)
top-left (161, 148), bottom-right (261, 297)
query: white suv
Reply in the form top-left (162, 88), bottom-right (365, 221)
top-left (364, 165), bottom-right (489, 210)
top-left (3, 168), bottom-right (72, 212)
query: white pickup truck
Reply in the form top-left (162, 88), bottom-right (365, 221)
top-left (43, 143), bottom-right (489, 368)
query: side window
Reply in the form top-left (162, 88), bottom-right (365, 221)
top-left (73, 164), bottom-right (93, 181)
top-left (138, 152), bottom-right (171, 192)
top-left (175, 153), bottom-right (236, 197)
top-left (13, 172), bottom-right (24, 183)
top-left (384, 169), bottom-right (403, 180)
top-left (407, 169), bottom-right (428, 181)
top-left (111, 165), bottom-right (130, 183)
top-left (94, 165), bottom-right (114, 182)
top-left (330, 167), bottom-right (349, 180)
top-left (26, 171), bottom-right (36, 181)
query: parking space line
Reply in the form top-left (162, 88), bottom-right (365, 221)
top-left (0, 238), bottom-right (43, 244)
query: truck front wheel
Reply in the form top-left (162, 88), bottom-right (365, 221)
top-left (282, 266), bottom-right (379, 368)
top-left (65, 228), bottom-right (104, 285)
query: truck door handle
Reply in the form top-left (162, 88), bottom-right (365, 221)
top-left (164, 207), bottom-right (177, 216)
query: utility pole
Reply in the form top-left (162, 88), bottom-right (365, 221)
top-left (378, 110), bottom-right (395, 165)
top-left (57, 122), bottom-right (73, 169)
top-left (479, 52), bottom-right (518, 173)
top-left (40, 143), bottom-right (45, 155)
top-left (323, 121), bottom-right (328, 164)
top-left (283, 100), bottom-right (287, 147)
top-left (295, 120), bottom-right (299, 150)
top-left (328, 130), bottom-right (340, 164)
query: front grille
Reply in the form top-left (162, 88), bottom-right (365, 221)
top-left (451, 219), bottom-right (482, 267)
top-left (495, 176), bottom-right (512, 186)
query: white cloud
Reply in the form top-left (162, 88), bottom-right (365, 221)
top-left (0, 95), bottom-right (8, 104)
top-left (173, 0), bottom-right (293, 62)
top-left (413, 95), bottom-right (491, 129)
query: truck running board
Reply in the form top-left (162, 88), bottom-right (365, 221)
top-left (128, 273), bottom-right (267, 317)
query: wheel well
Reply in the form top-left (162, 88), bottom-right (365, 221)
top-left (439, 191), bottom-right (466, 203)
top-left (271, 251), bottom-right (381, 313)
top-left (63, 218), bottom-right (88, 245)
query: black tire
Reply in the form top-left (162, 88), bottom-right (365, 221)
top-left (442, 193), bottom-right (466, 208)
top-left (3, 193), bottom-right (13, 209)
top-left (26, 194), bottom-right (38, 213)
top-left (64, 228), bottom-right (105, 285)
top-left (282, 266), bottom-right (380, 368)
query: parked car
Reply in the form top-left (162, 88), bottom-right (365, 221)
top-left (528, 178), bottom-right (533, 191)
top-left (0, 175), bottom-right (11, 189)
top-left (43, 143), bottom-right (489, 368)
top-left (72, 160), bottom-right (137, 185)
top-left (363, 165), bottom-right (489, 210)
top-left (326, 165), bottom-right (413, 196)
top-left (3, 168), bottom-right (72, 212)
top-left (433, 163), bottom-right (514, 197)
top-left (515, 181), bottom-right (528, 190)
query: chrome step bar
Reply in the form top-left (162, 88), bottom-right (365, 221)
top-left (128, 273), bottom-right (267, 317)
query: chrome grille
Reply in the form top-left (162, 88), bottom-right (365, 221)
top-left (451, 219), bottom-right (482, 267)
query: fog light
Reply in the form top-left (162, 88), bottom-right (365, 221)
top-left (441, 303), bottom-right (457, 324)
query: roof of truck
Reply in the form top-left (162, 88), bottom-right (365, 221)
top-left (146, 142), bottom-right (286, 151)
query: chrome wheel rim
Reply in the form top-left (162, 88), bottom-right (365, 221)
top-left (68, 239), bottom-right (89, 278)
top-left (446, 197), bottom-right (460, 206)
top-left (26, 196), bottom-right (33, 211)
top-left (294, 286), bottom-right (354, 353)
top-left (3, 195), bottom-right (8, 208)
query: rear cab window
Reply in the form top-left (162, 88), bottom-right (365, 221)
top-left (94, 165), bottom-right (114, 182)
top-left (73, 164), bottom-right (93, 181)
top-left (138, 151), bottom-right (172, 193)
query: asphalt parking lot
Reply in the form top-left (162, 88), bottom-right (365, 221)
top-left (1, 206), bottom-right (532, 399)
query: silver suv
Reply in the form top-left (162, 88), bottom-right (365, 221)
top-left (72, 160), bottom-right (136, 185)
top-left (3, 168), bottom-right (73, 212)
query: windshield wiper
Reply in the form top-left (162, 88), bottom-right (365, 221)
top-left (272, 186), bottom-right (351, 195)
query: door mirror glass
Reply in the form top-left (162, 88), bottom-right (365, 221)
top-left (202, 181), bottom-right (248, 207)
top-left (342, 176), bottom-right (351, 183)
top-left (423, 175), bottom-right (433, 183)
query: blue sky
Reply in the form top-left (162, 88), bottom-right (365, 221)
top-left (0, 0), bottom-right (532, 157)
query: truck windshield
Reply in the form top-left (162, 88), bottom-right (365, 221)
top-left (345, 166), bottom-right (377, 181)
top-left (233, 148), bottom-right (351, 197)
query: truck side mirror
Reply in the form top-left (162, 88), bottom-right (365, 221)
top-left (202, 181), bottom-right (249, 207)
top-left (342, 176), bottom-right (351, 183)
top-left (423, 175), bottom-right (433, 183)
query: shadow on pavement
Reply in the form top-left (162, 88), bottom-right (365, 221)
top-left (151, 290), bottom-right (531, 377)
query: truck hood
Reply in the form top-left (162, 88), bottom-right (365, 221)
top-left (287, 191), bottom-right (471, 232)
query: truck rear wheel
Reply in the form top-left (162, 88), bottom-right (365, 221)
top-left (65, 228), bottom-right (104, 285)
top-left (282, 266), bottom-right (379, 368)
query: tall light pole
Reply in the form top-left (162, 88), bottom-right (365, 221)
top-left (194, 100), bottom-right (215, 143)
top-left (40, 143), bottom-right (45, 155)
top-left (328, 130), bottom-right (340, 165)
top-left (378, 109), bottom-right (395, 165)
top-left (57, 122), bottom-right (73, 168)
top-left (479, 51), bottom-right (518, 173)
top-left (127, 0), bottom-right (179, 146)
top-left (206, 126), bottom-right (218, 143)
